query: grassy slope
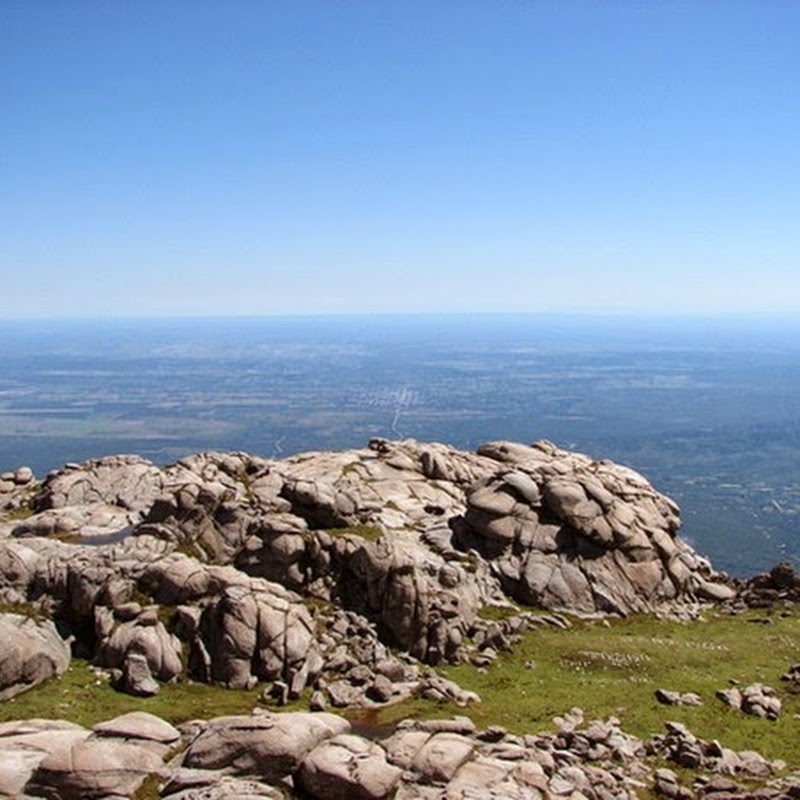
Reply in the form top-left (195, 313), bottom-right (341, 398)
top-left (354, 605), bottom-right (800, 766)
top-left (1, 605), bottom-right (798, 768)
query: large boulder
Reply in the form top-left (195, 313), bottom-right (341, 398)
top-left (181, 712), bottom-right (350, 782)
top-left (0, 719), bottom-right (89, 798)
top-left (346, 534), bottom-right (487, 663)
top-left (34, 455), bottom-right (164, 514)
top-left (298, 733), bottom-right (403, 799)
top-left (26, 737), bottom-right (165, 799)
top-left (0, 613), bottom-right (71, 700)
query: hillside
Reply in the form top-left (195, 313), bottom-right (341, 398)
top-left (1, 439), bottom-right (798, 798)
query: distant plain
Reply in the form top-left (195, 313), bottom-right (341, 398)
top-left (1, 314), bottom-right (798, 577)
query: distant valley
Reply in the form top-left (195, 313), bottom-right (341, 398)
top-left (1, 313), bottom-right (799, 576)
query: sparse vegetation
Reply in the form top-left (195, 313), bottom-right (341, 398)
top-left (129, 773), bottom-right (163, 800)
top-left (0, 660), bottom-right (263, 728)
top-left (348, 605), bottom-right (800, 766)
top-left (476, 603), bottom-right (520, 621)
top-left (7, 605), bottom-right (800, 771)
top-left (3, 505), bottom-right (34, 521)
top-left (326, 524), bottom-right (384, 542)
top-left (0, 601), bottom-right (49, 622)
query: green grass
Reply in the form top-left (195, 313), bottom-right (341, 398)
top-left (0, 660), bottom-right (265, 728)
top-left (348, 606), bottom-right (800, 767)
top-left (3, 506), bottom-right (34, 521)
top-left (4, 605), bottom-right (800, 772)
top-left (0, 601), bottom-right (49, 622)
top-left (326, 525), bottom-right (384, 542)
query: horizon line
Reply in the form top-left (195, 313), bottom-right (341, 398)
top-left (2, 309), bottom-right (800, 324)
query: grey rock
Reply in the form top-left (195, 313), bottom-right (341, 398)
top-left (162, 770), bottom-right (285, 799)
top-left (410, 732), bottom-right (475, 784)
top-left (0, 720), bottom-right (89, 799)
top-left (27, 737), bottom-right (165, 799)
top-left (99, 613), bottom-right (182, 682)
top-left (298, 733), bottom-right (403, 799)
top-left (161, 769), bottom-right (286, 800)
top-left (92, 711), bottom-right (180, 745)
top-left (181, 712), bottom-right (350, 781)
top-left (367, 674), bottom-right (395, 703)
top-left (655, 689), bottom-right (702, 707)
top-left (0, 613), bottom-right (70, 700)
top-left (122, 652), bottom-right (160, 697)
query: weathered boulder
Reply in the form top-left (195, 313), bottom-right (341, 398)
top-left (92, 711), bottom-right (181, 749)
top-left (0, 613), bottom-right (71, 700)
top-left (298, 733), bottom-right (403, 799)
top-left (26, 736), bottom-right (165, 799)
top-left (347, 533), bottom-right (487, 662)
top-left (410, 732), bottom-right (476, 784)
top-left (0, 719), bottom-right (89, 798)
top-left (35, 455), bottom-right (164, 514)
top-left (181, 712), bottom-right (350, 782)
top-left (162, 769), bottom-right (286, 798)
top-left (121, 652), bottom-right (160, 697)
top-left (98, 608), bottom-right (182, 682)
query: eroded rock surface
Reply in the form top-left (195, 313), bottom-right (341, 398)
top-left (4, 708), bottom-right (794, 799)
top-left (0, 613), bottom-right (71, 700)
top-left (0, 438), bottom-right (736, 704)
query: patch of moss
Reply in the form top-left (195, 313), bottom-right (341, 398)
top-left (476, 604), bottom-right (521, 622)
top-left (0, 601), bottom-right (49, 622)
top-left (156, 604), bottom-right (179, 628)
top-left (3, 505), bottom-right (34, 521)
top-left (326, 525), bottom-right (384, 542)
top-left (129, 773), bottom-right (162, 800)
top-left (172, 537), bottom-right (214, 563)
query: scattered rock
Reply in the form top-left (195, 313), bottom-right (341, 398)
top-left (122, 652), bottom-right (160, 697)
top-left (717, 683), bottom-right (781, 719)
top-left (655, 688), bottom-right (702, 706)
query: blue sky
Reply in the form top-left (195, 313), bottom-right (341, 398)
top-left (2, 1), bottom-right (799, 317)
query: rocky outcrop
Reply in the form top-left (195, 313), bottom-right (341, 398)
top-left (460, 440), bottom-right (731, 614)
top-left (1, 708), bottom-right (796, 799)
top-left (0, 438), bottom-right (736, 698)
top-left (0, 439), bottom-right (796, 797)
top-left (181, 712), bottom-right (350, 781)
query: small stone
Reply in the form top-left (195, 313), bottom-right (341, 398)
top-left (122, 653), bottom-right (159, 697)
top-left (309, 690), bottom-right (327, 712)
top-left (366, 674), bottom-right (394, 703)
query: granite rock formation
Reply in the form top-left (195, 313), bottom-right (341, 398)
top-left (0, 439), bottom-right (794, 798)
top-left (0, 708), bottom-right (795, 799)
top-left (0, 438), bottom-right (737, 706)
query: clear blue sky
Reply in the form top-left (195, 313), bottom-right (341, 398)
top-left (2, 1), bottom-right (799, 317)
